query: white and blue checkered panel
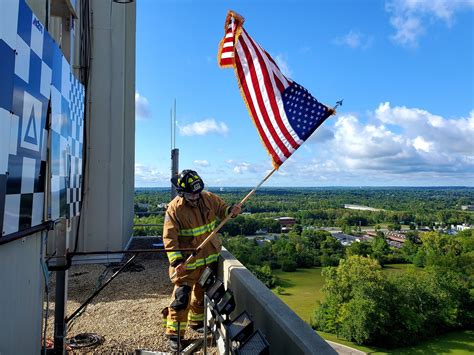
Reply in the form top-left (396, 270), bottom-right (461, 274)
top-left (0, 0), bottom-right (85, 238)
top-left (67, 74), bottom-right (84, 218)
top-left (1, 0), bottom-right (49, 236)
top-left (50, 47), bottom-right (85, 220)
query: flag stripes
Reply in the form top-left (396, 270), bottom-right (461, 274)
top-left (219, 18), bottom-right (238, 67)
top-left (219, 10), bottom-right (333, 168)
top-left (235, 29), bottom-right (305, 165)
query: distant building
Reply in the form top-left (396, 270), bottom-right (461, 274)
top-left (385, 231), bottom-right (407, 248)
top-left (275, 217), bottom-right (296, 233)
top-left (461, 205), bottom-right (474, 211)
top-left (344, 204), bottom-right (382, 212)
top-left (451, 224), bottom-right (473, 231)
top-left (332, 232), bottom-right (358, 246)
top-left (365, 231), bottom-right (379, 238)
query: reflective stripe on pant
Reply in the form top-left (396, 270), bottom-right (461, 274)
top-left (166, 268), bottom-right (206, 336)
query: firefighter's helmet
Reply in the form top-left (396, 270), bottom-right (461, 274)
top-left (171, 170), bottom-right (204, 194)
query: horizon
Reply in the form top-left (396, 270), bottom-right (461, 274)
top-left (135, 185), bottom-right (474, 189)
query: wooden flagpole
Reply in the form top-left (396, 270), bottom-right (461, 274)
top-left (171, 167), bottom-right (277, 278)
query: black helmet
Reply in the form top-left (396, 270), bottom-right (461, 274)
top-left (171, 170), bottom-right (204, 194)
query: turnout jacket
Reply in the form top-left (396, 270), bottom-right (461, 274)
top-left (163, 191), bottom-right (231, 272)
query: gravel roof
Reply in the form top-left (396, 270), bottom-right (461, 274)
top-left (44, 254), bottom-right (208, 353)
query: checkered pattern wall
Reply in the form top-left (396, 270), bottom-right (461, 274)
top-left (0, 0), bottom-right (85, 238)
top-left (50, 61), bottom-right (84, 220)
top-left (68, 74), bottom-right (85, 218)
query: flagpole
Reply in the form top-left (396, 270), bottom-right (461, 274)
top-left (171, 167), bottom-right (277, 278)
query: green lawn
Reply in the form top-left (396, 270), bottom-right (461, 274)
top-left (272, 265), bottom-right (473, 354)
top-left (272, 268), bottom-right (325, 323)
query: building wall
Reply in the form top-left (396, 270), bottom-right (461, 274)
top-left (0, 234), bottom-right (44, 354)
top-left (0, 1), bottom-right (72, 353)
top-left (77, 0), bottom-right (135, 260)
top-left (0, 4), bottom-right (135, 355)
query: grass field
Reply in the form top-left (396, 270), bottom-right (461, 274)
top-left (272, 265), bottom-right (474, 354)
top-left (272, 268), bottom-right (325, 323)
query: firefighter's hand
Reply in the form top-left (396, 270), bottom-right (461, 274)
top-left (175, 262), bottom-right (186, 276)
top-left (230, 204), bottom-right (241, 217)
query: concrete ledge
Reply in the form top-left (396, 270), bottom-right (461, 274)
top-left (218, 249), bottom-right (337, 355)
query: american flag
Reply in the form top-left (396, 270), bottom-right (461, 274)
top-left (218, 11), bottom-right (334, 168)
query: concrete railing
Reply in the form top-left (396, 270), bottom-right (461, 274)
top-left (218, 249), bottom-right (337, 355)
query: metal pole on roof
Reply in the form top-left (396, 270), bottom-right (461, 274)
top-left (53, 219), bottom-right (68, 355)
top-left (171, 99), bottom-right (179, 200)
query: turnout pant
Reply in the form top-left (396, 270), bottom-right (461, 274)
top-left (165, 266), bottom-right (206, 337)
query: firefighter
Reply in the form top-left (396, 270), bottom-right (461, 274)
top-left (163, 169), bottom-right (241, 351)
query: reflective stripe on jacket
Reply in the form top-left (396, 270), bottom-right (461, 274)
top-left (163, 191), bottom-right (230, 270)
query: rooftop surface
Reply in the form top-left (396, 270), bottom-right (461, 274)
top-left (45, 254), bottom-right (205, 353)
top-left (44, 238), bottom-right (354, 354)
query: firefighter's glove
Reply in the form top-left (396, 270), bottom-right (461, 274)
top-left (174, 262), bottom-right (186, 276)
top-left (228, 204), bottom-right (241, 218)
top-left (171, 259), bottom-right (184, 268)
top-left (170, 285), bottom-right (191, 311)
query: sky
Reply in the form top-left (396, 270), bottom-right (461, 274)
top-left (135, 0), bottom-right (474, 187)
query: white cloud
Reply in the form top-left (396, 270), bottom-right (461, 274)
top-left (326, 104), bottom-right (474, 176)
top-left (375, 102), bottom-right (474, 155)
top-left (412, 136), bottom-right (433, 153)
top-left (135, 163), bottom-right (168, 186)
top-left (179, 119), bottom-right (229, 136)
top-left (135, 92), bottom-right (151, 120)
top-left (228, 161), bottom-right (265, 175)
top-left (233, 162), bottom-right (252, 174)
top-left (334, 30), bottom-right (374, 49)
top-left (275, 54), bottom-right (293, 78)
top-left (389, 15), bottom-right (424, 46)
top-left (273, 103), bottom-right (473, 185)
top-left (307, 124), bottom-right (335, 144)
top-left (385, 0), bottom-right (474, 47)
top-left (194, 159), bottom-right (210, 167)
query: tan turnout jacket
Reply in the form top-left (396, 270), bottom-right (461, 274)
top-left (163, 191), bottom-right (231, 279)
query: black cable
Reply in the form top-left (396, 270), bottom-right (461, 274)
top-left (45, 0), bottom-right (49, 31)
top-left (67, 264), bottom-right (111, 333)
top-left (65, 254), bottom-right (138, 324)
top-left (66, 333), bottom-right (104, 349)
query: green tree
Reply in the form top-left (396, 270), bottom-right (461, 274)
top-left (346, 242), bottom-right (372, 257)
top-left (371, 236), bottom-right (390, 265)
top-left (313, 256), bottom-right (389, 344)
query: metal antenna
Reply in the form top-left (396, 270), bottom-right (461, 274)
top-left (173, 98), bottom-right (177, 149)
top-left (170, 108), bottom-right (173, 151)
top-left (171, 99), bottom-right (179, 199)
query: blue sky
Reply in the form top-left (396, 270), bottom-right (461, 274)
top-left (135, 0), bottom-right (474, 187)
